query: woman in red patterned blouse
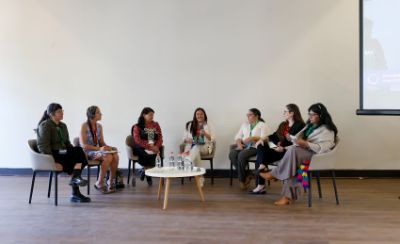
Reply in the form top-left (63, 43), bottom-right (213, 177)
top-left (131, 107), bottom-right (163, 185)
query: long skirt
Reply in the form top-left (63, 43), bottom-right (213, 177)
top-left (271, 145), bottom-right (314, 199)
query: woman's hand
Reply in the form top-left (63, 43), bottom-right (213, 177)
top-left (295, 139), bottom-right (309, 148)
top-left (100, 146), bottom-right (112, 151)
top-left (255, 139), bottom-right (264, 147)
top-left (274, 146), bottom-right (285, 153)
top-left (150, 145), bottom-right (160, 154)
top-left (242, 137), bottom-right (252, 144)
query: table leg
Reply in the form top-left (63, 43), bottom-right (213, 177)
top-left (195, 176), bottom-right (205, 202)
top-left (163, 178), bottom-right (171, 210)
top-left (157, 177), bottom-right (163, 200)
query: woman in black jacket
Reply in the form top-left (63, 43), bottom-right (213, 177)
top-left (250, 104), bottom-right (305, 194)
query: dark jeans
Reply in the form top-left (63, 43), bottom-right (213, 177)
top-left (229, 145), bottom-right (257, 183)
top-left (255, 144), bottom-right (286, 185)
top-left (52, 146), bottom-right (88, 174)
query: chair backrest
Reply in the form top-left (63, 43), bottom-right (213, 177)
top-left (125, 135), bottom-right (136, 160)
top-left (27, 139), bottom-right (60, 171)
top-left (309, 143), bottom-right (338, 171)
top-left (28, 139), bottom-right (39, 153)
top-left (73, 137), bottom-right (80, 147)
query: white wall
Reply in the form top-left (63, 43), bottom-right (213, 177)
top-left (1, 0), bottom-right (399, 170)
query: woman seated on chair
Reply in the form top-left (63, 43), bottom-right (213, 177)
top-left (259, 103), bottom-right (338, 205)
top-left (182, 108), bottom-right (215, 186)
top-left (37, 103), bottom-right (91, 203)
top-left (80, 105), bottom-right (119, 194)
top-left (131, 107), bottom-right (163, 186)
top-left (229, 108), bottom-right (269, 190)
top-left (250, 104), bottom-right (305, 194)
top-left (182, 107), bottom-right (215, 166)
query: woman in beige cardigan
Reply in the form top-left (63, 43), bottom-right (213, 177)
top-left (259, 103), bottom-right (338, 205)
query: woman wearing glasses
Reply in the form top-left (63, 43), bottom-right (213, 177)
top-left (259, 103), bottom-right (338, 205)
top-left (229, 108), bottom-right (269, 190)
top-left (37, 103), bottom-right (91, 203)
top-left (250, 104), bottom-right (305, 195)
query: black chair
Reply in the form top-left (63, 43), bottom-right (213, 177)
top-left (28, 139), bottom-right (63, 206)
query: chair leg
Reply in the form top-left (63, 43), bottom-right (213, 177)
top-left (48, 171), bottom-right (53, 198)
top-left (54, 172), bottom-right (58, 206)
top-left (96, 165), bottom-right (100, 180)
top-left (332, 170), bottom-right (339, 205)
top-left (210, 159), bottom-right (214, 185)
top-left (308, 171), bottom-right (312, 207)
top-left (29, 171), bottom-right (36, 204)
top-left (87, 167), bottom-right (91, 195)
top-left (316, 171), bottom-right (322, 199)
top-left (131, 163), bottom-right (136, 187)
top-left (230, 162), bottom-right (233, 186)
top-left (181, 178), bottom-right (184, 185)
top-left (127, 159), bottom-right (131, 184)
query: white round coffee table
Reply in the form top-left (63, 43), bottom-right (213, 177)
top-left (145, 167), bottom-right (206, 210)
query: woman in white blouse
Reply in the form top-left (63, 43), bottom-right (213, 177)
top-left (182, 108), bottom-right (215, 167)
top-left (229, 108), bottom-right (269, 190)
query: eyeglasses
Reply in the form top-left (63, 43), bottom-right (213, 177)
top-left (247, 113), bottom-right (254, 117)
top-left (283, 110), bottom-right (290, 114)
top-left (55, 109), bottom-right (64, 114)
top-left (308, 112), bottom-right (319, 117)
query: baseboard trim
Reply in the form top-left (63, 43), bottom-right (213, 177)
top-left (1, 168), bottom-right (400, 178)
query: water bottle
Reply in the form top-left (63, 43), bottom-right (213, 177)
top-left (184, 157), bottom-right (193, 171)
top-left (155, 154), bottom-right (162, 168)
top-left (168, 152), bottom-right (175, 167)
top-left (177, 154), bottom-right (183, 170)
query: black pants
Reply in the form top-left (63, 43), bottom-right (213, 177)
top-left (255, 144), bottom-right (285, 185)
top-left (132, 147), bottom-right (156, 168)
top-left (52, 147), bottom-right (88, 175)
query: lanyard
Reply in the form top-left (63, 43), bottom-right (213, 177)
top-left (92, 125), bottom-right (98, 146)
top-left (56, 127), bottom-right (65, 146)
top-left (249, 120), bottom-right (259, 137)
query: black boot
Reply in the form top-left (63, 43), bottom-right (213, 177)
top-left (70, 186), bottom-right (91, 203)
top-left (69, 169), bottom-right (88, 187)
top-left (139, 169), bottom-right (145, 181)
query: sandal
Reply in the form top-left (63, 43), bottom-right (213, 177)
top-left (94, 183), bottom-right (109, 194)
top-left (108, 182), bottom-right (117, 193)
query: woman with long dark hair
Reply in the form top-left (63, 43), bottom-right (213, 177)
top-left (250, 104), bottom-right (305, 194)
top-left (259, 103), bottom-right (338, 205)
top-left (37, 103), bottom-right (91, 203)
top-left (229, 108), bottom-right (269, 190)
top-left (182, 108), bottom-right (215, 165)
top-left (80, 106), bottom-right (119, 193)
top-left (131, 107), bottom-right (163, 186)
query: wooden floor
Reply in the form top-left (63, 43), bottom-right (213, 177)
top-left (0, 175), bottom-right (400, 244)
